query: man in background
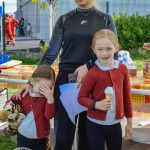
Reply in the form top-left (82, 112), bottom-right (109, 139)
top-left (5, 14), bottom-right (15, 46)
top-left (19, 16), bottom-right (25, 36)
top-left (10, 15), bottom-right (19, 44)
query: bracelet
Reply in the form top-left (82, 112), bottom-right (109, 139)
top-left (92, 101), bottom-right (97, 111)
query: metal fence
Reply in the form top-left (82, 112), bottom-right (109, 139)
top-left (54, 0), bottom-right (150, 22)
top-left (14, 0), bottom-right (150, 41)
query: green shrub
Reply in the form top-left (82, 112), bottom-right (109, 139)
top-left (10, 56), bottom-right (40, 65)
top-left (113, 13), bottom-right (150, 50)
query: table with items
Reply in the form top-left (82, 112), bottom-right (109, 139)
top-left (130, 70), bottom-right (150, 118)
top-left (0, 65), bottom-right (59, 89)
top-left (0, 64), bottom-right (149, 103)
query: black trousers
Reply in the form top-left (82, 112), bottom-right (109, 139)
top-left (20, 27), bottom-right (25, 36)
top-left (54, 70), bottom-right (91, 150)
top-left (17, 132), bottom-right (47, 150)
top-left (86, 119), bottom-right (122, 150)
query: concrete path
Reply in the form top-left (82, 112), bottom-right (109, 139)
top-left (1, 36), bottom-right (41, 53)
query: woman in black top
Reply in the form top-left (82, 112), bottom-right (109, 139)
top-left (16, 0), bottom-right (117, 150)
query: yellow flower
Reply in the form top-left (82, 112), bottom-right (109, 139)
top-left (40, 2), bottom-right (47, 9)
top-left (32, 0), bottom-right (39, 3)
top-left (39, 44), bottom-right (48, 53)
top-left (32, 0), bottom-right (48, 10)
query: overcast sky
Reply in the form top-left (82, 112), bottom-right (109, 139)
top-left (0, 0), bottom-right (17, 14)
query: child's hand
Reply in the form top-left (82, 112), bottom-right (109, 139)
top-left (123, 122), bottom-right (132, 140)
top-left (95, 98), bottom-right (112, 111)
top-left (39, 85), bottom-right (54, 104)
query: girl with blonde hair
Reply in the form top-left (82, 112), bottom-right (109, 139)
top-left (78, 29), bottom-right (132, 150)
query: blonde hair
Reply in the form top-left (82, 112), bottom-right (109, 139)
top-left (92, 29), bottom-right (119, 49)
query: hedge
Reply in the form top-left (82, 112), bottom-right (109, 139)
top-left (113, 13), bottom-right (150, 50)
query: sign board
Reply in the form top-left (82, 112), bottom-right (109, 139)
top-left (0, 6), bottom-right (2, 17)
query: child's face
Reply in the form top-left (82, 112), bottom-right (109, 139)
top-left (31, 78), bottom-right (53, 95)
top-left (92, 38), bottom-right (117, 67)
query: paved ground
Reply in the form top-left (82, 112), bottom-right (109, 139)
top-left (1, 36), bottom-right (41, 52)
top-left (0, 36), bottom-right (150, 149)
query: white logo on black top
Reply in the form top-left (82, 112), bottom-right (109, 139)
top-left (81, 20), bottom-right (88, 25)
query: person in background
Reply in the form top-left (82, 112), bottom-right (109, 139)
top-left (5, 14), bottom-right (15, 45)
top-left (15, 0), bottom-right (118, 149)
top-left (78, 29), bottom-right (133, 150)
top-left (10, 66), bottom-right (55, 150)
top-left (19, 16), bottom-right (25, 36)
top-left (26, 23), bottom-right (31, 37)
top-left (10, 15), bottom-right (19, 44)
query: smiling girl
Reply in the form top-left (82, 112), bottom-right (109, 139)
top-left (78, 29), bottom-right (133, 150)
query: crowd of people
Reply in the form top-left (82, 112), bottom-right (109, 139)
top-left (4, 14), bottom-right (31, 46)
top-left (3, 0), bottom-right (133, 150)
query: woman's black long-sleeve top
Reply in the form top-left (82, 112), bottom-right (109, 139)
top-left (39, 7), bottom-right (117, 72)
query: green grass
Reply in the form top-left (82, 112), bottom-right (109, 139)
top-left (131, 59), bottom-right (143, 70)
top-left (0, 136), bottom-right (17, 150)
top-left (130, 48), bottom-right (150, 70)
top-left (8, 89), bottom-right (18, 99)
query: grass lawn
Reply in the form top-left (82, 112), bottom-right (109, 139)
top-left (0, 136), bottom-right (17, 150)
top-left (130, 48), bottom-right (150, 70)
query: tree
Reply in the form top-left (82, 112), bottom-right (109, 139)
top-left (32, 0), bottom-right (57, 39)
top-left (32, 0), bottom-right (57, 9)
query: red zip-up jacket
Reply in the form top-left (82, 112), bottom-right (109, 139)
top-left (10, 18), bottom-right (19, 35)
top-left (10, 92), bottom-right (55, 138)
top-left (78, 64), bottom-right (133, 121)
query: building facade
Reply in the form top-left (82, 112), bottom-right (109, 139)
top-left (16, 0), bottom-right (50, 41)
top-left (16, 0), bottom-right (150, 41)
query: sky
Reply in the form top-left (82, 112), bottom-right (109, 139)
top-left (0, 0), bottom-right (17, 14)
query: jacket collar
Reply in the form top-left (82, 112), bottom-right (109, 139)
top-left (95, 59), bottom-right (119, 71)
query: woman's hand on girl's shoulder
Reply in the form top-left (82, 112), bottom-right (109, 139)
top-left (15, 84), bottom-right (32, 100)
top-left (75, 64), bottom-right (88, 88)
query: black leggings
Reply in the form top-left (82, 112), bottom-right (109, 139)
top-left (54, 70), bottom-right (90, 150)
top-left (86, 119), bottom-right (122, 150)
top-left (17, 132), bottom-right (47, 150)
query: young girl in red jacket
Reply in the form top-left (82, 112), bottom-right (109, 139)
top-left (78, 29), bottom-right (133, 150)
top-left (10, 66), bottom-right (55, 150)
